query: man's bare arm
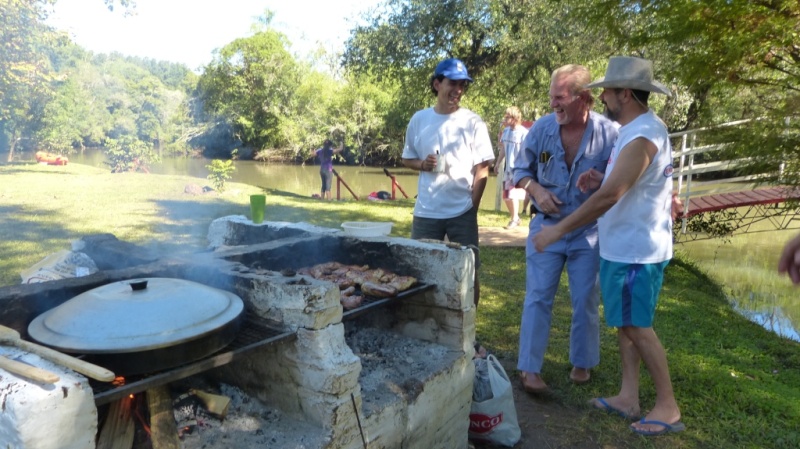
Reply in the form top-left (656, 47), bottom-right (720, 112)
top-left (532, 138), bottom-right (656, 251)
top-left (472, 161), bottom-right (491, 207)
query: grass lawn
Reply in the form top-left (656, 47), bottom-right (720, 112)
top-left (2, 162), bottom-right (799, 448)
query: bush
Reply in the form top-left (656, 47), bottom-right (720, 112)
top-left (206, 159), bottom-right (235, 192)
top-left (105, 136), bottom-right (159, 173)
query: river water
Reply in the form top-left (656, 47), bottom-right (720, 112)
top-left (67, 151), bottom-right (800, 342)
top-left (68, 150), bottom-right (507, 210)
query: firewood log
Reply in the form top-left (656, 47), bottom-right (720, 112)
top-left (96, 395), bottom-right (134, 449)
top-left (147, 385), bottom-right (181, 449)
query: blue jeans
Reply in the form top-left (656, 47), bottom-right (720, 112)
top-left (517, 215), bottom-right (601, 373)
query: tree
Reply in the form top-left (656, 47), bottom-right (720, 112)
top-left (574, 0), bottom-right (800, 186)
top-left (104, 134), bottom-right (158, 173)
top-left (342, 0), bottom-right (615, 159)
top-left (197, 29), bottom-right (300, 152)
top-left (0, 0), bottom-right (56, 161)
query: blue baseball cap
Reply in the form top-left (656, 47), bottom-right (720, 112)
top-left (434, 58), bottom-right (473, 82)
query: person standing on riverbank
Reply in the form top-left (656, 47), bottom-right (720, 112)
top-left (533, 56), bottom-right (683, 436)
top-left (495, 106), bottom-right (530, 229)
top-left (401, 58), bottom-right (494, 307)
top-left (512, 64), bottom-right (618, 393)
top-left (313, 139), bottom-right (343, 200)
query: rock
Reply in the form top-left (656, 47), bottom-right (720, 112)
top-left (184, 184), bottom-right (204, 195)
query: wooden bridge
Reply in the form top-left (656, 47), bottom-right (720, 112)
top-left (672, 122), bottom-right (800, 243)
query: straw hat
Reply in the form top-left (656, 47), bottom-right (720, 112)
top-left (585, 56), bottom-right (671, 97)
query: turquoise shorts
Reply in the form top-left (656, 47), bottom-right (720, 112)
top-left (599, 259), bottom-right (669, 328)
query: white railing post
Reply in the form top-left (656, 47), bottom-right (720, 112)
top-left (679, 133), bottom-right (689, 234)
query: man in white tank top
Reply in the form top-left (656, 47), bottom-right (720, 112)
top-left (532, 57), bottom-right (685, 437)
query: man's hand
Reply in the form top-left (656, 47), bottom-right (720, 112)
top-left (576, 168), bottom-right (604, 193)
top-left (532, 184), bottom-right (563, 215)
top-left (671, 193), bottom-right (684, 221)
top-left (532, 224), bottom-right (560, 252)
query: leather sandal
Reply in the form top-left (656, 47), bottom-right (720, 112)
top-left (520, 371), bottom-right (549, 394)
top-left (570, 367), bottom-right (591, 384)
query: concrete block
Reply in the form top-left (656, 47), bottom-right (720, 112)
top-left (240, 276), bottom-right (342, 330)
top-left (0, 348), bottom-right (97, 449)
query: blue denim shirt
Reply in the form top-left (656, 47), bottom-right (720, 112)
top-left (512, 111), bottom-right (618, 219)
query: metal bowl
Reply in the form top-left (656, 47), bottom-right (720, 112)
top-left (28, 277), bottom-right (244, 375)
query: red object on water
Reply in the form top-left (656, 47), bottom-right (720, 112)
top-left (35, 151), bottom-right (69, 166)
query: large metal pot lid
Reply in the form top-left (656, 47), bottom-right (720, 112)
top-left (28, 277), bottom-right (244, 354)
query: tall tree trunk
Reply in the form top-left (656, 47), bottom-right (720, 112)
top-left (685, 84), bottom-right (711, 131)
top-left (7, 135), bottom-right (18, 163)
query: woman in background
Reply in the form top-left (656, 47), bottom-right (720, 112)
top-left (313, 139), bottom-right (343, 200)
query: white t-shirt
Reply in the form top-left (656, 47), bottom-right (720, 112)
top-left (402, 107), bottom-right (495, 219)
top-left (599, 110), bottom-right (674, 263)
top-left (500, 125), bottom-right (529, 181)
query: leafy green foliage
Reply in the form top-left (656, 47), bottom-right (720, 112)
top-left (676, 210), bottom-right (737, 243)
top-left (0, 0), bottom-right (57, 161)
top-left (104, 135), bottom-right (159, 173)
top-left (197, 29), bottom-right (300, 151)
top-left (341, 0), bottom-right (616, 158)
top-left (205, 158), bottom-right (235, 192)
top-left (575, 0), bottom-right (800, 186)
top-left (2, 0), bottom-right (193, 161)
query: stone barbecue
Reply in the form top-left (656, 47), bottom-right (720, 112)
top-left (0, 216), bottom-right (478, 449)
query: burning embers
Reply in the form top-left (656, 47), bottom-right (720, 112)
top-left (298, 262), bottom-right (418, 309)
top-left (94, 380), bottom-right (326, 449)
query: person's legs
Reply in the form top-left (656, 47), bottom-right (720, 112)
top-left (518, 221), bottom-right (566, 388)
top-left (510, 198), bottom-right (519, 221)
top-left (411, 216), bottom-right (447, 241)
top-left (503, 198), bottom-right (515, 221)
top-left (320, 170), bottom-right (333, 200)
top-left (590, 328), bottom-right (641, 418)
top-left (625, 326), bottom-right (681, 431)
top-left (600, 259), bottom-right (679, 430)
top-left (565, 243), bottom-right (600, 377)
top-left (505, 188), bottom-right (525, 227)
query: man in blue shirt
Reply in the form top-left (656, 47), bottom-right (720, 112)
top-left (533, 56), bottom-right (683, 436)
top-left (512, 64), bottom-right (618, 393)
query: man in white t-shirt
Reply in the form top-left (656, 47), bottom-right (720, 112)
top-left (402, 58), bottom-right (495, 307)
top-left (533, 57), bottom-right (685, 437)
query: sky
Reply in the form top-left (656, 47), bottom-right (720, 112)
top-left (45, 0), bottom-right (377, 71)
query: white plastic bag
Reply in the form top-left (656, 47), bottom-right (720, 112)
top-left (20, 250), bottom-right (98, 284)
top-left (468, 355), bottom-right (521, 446)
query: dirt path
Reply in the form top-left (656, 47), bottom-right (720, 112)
top-left (478, 224), bottom-right (529, 248)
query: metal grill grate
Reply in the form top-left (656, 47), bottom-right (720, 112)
top-left (91, 316), bottom-right (294, 406)
top-left (342, 283), bottom-right (434, 320)
top-left (91, 283), bottom-right (433, 406)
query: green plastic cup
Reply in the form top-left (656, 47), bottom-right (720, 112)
top-left (250, 194), bottom-right (266, 224)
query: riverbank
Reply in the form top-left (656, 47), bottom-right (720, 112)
top-left (1, 162), bottom-right (799, 448)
